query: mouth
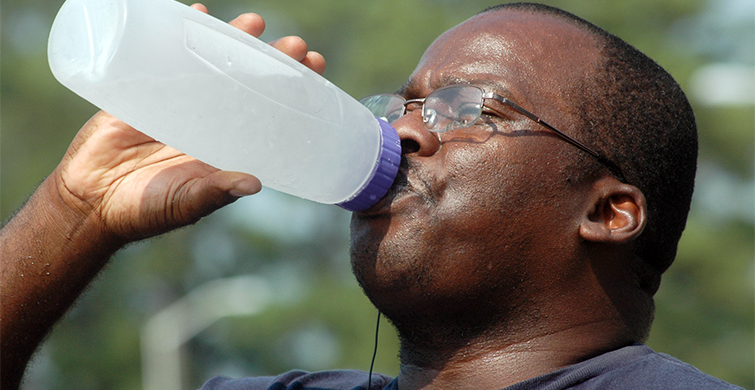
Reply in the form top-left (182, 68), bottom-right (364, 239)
top-left (355, 158), bottom-right (413, 217)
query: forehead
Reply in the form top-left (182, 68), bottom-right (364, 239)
top-left (405, 10), bottom-right (601, 104)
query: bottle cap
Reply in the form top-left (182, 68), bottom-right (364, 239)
top-left (337, 118), bottom-right (401, 211)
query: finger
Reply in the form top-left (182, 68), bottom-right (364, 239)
top-left (190, 3), bottom-right (208, 13)
top-left (179, 171), bottom-right (262, 219)
top-left (301, 51), bottom-right (327, 75)
top-left (228, 12), bottom-right (266, 38)
top-left (269, 36), bottom-right (309, 62)
top-left (222, 172), bottom-right (263, 198)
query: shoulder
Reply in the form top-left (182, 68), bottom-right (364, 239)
top-left (198, 369), bottom-right (395, 390)
top-left (620, 348), bottom-right (740, 389)
top-left (574, 345), bottom-right (743, 389)
top-left (609, 348), bottom-right (743, 389)
top-left (506, 345), bottom-right (743, 390)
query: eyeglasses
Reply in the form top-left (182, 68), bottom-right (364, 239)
top-left (359, 84), bottom-right (626, 183)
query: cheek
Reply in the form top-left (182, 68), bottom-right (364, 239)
top-left (435, 142), bottom-right (518, 222)
top-left (432, 140), bottom-right (554, 252)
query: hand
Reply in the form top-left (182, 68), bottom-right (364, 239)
top-left (52, 4), bottom-right (327, 242)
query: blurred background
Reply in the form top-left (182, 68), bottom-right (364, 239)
top-left (1, 0), bottom-right (753, 389)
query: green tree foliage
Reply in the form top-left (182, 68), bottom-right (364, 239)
top-left (2, 0), bottom-right (752, 389)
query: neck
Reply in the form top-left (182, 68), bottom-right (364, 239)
top-left (395, 319), bottom-right (634, 390)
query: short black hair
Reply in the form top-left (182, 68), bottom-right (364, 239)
top-left (480, 4), bottom-right (698, 290)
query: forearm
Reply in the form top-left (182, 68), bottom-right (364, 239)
top-left (0, 173), bottom-right (125, 390)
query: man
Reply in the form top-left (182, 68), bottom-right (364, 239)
top-left (0, 2), bottom-right (742, 390)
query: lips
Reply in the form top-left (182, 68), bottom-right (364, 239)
top-left (356, 158), bottom-right (413, 216)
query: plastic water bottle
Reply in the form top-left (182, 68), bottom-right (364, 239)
top-left (47, 0), bottom-right (400, 211)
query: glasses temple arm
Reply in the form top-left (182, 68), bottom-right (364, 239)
top-left (487, 95), bottom-right (627, 183)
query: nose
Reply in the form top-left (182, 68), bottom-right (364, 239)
top-left (392, 110), bottom-right (441, 157)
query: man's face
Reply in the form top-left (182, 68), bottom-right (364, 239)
top-left (350, 11), bottom-right (601, 323)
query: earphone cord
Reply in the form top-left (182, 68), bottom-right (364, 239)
top-left (367, 311), bottom-right (381, 390)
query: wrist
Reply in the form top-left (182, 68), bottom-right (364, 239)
top-left (41, 169), bottom-right (127, 254)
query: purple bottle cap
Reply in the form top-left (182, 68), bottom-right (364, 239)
top-left (337, 118), bottom-right (401, 211)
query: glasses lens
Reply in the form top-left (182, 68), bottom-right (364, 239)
top-left (424, 85), bottom-right (483, 132)
top-left (359, 94), bottom-right (405, 123)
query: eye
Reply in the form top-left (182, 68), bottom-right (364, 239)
top-left (384, 108), bottom-right (403, 123)
top-left (480, 104), bottom-right (515, 123)
top-left (479, 110), bottom-right (499, 121)
top-left (456, 102), bottom-right (482, 125)
top-left (359, 94), bottom-right (407, 123)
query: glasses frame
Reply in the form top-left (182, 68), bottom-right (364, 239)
top-left (362, 84), bottom-right (627, 183)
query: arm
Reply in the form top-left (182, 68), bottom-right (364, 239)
top-left (0, 5), bottom-right (325, 389)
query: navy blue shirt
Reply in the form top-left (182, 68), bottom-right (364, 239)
top-left (200, 345), bottom-right (742, 390)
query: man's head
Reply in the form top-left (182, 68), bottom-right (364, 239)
top-left (350, 3), bottom-right (696, 356)
top-left (478, 2), bottom-right (698, 283)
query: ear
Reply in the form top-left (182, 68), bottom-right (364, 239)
top-left (579, 178), bottom-right (647, 244)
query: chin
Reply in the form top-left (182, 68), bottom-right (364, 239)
top-left (350, 232), bottom-right (436, 314)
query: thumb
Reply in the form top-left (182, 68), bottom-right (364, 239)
top-left (180, 171), bottom-right (262, 218)
top-left (222, 172), bottom-right (263, 198)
